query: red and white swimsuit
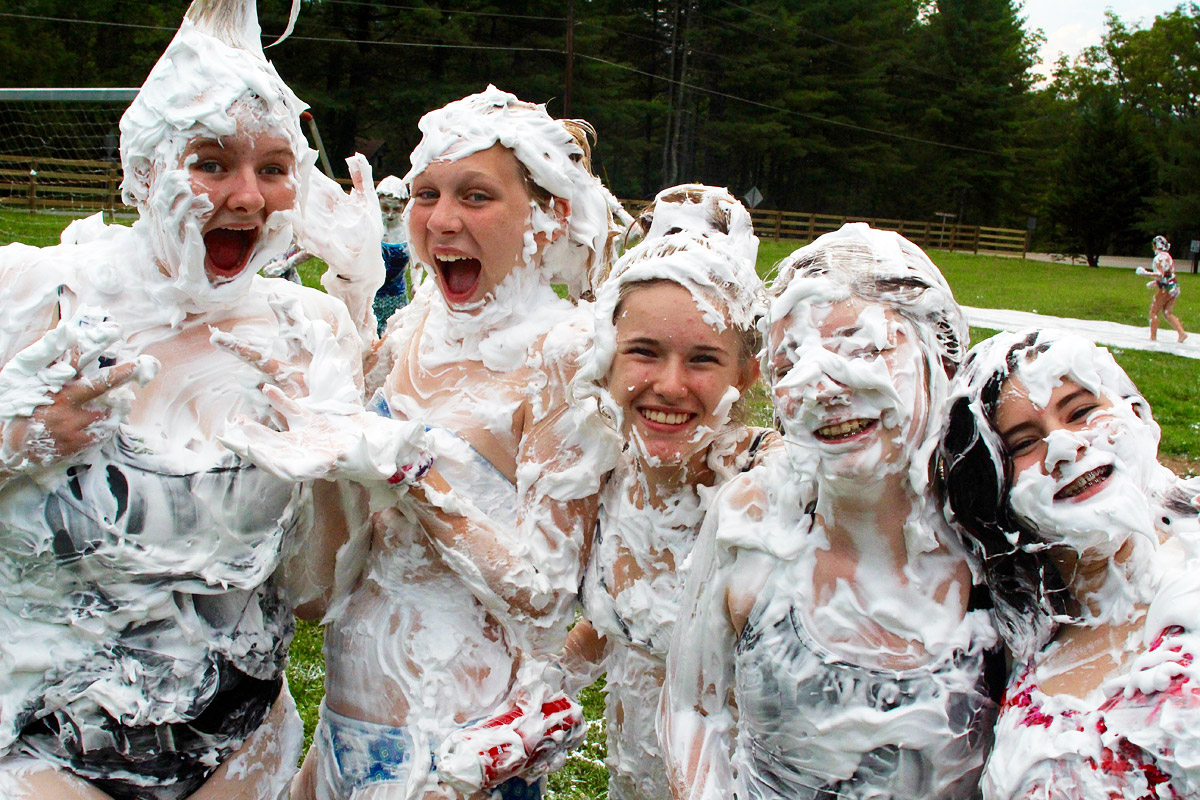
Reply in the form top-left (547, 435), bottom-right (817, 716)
top-left (985, 625), bottom-right (1200, 800)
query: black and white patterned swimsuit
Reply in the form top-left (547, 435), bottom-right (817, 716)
top-left (731, 573), bottom-right (997, 800)
top-left (0, 431), bottom-right (302, 800)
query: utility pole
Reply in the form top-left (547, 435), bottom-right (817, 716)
top-left (564, 0), bottom-right (575, 117)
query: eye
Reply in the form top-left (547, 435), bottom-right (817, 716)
top-left (413, 188), bottom-right (438, 202)
top-left (1067, 402), bottom-right (1100, 424)
top-left (195, 159), bottom-right (224, 174)
top-left (259, 163), bottom-right (289, 176)
top-left (620, 344), bottom-right (657, 359)
top-left (1005, 435), bottom-right (1039, 457)
top-left (691, 353), bottom-right (722, 365)
top-left (464, 190), bottom-right (492, 203)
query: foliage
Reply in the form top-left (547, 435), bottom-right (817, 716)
top-left (1044, 92), bottom-right (1156, 266)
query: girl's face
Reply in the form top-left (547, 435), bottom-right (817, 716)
top-left (995, 374), bottom-right (1156, 559)
top-left (769, 296), bottom-right (927, 479)
top-left (408, 145), bottom-right (540, 309)
top-left (608, 282), bottom-right (755, 471)
top-left (183, 129), bottom-right (297, 286)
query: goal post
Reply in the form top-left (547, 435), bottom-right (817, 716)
top-left (0, 88), bottom-right (141, 244)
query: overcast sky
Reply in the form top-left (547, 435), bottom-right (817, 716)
top-left (1021, 0), bottom-right (1185, 79)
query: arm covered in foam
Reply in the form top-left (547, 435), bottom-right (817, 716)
top-left (659, 482), bottom-right (757, 800)
top-left (293, 154), bottom-right (385, 353)
top-left (410, 391), bottom-right (617, 653)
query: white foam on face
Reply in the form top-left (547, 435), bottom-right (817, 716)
top-left (575, 231), bottom-right (765, 465)
top-left (119, 6), bottom-right (313, 315)
top-left (625, 184), bottom-right (759, 268)
top-left (657, 224), bottom-right (995, 800)
top-left (403, 85), bottom-right (620, 298)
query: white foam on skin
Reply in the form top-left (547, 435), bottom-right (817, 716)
top-left (573, 218), bottom-right (772, 799)
top-left (0, 0), bottom-right (401, 784)
top-left (944, 330), bottom-right (1200, 798)
top-left (624, 183), bottom-right (758, 268)
top-left (660, 223), bottom-right (994, 800)
top-left (321, 88), bottom-right (624, 798)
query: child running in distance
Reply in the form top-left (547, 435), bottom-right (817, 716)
top-left (939, 329), bottom-right (1200, 798)
top-left (293, 86), bottom-right (625, 800)
top-left (0, 0), bottom-right (426, 797)
top-left (564, 184), bottom-right (778, 800)
top-left (660, 223), bottom-right (999, 800)
top-left (1136, 235), bottom-right (1187, 343)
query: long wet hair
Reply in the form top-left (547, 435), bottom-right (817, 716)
top-left (934, 329), bottom-right (1181, 658)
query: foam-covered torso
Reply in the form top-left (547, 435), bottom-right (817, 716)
top-left (0, 221), bottom-right (364, 754)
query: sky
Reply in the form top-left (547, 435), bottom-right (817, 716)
top-left (1021, 0), bottom-right (1184, 80)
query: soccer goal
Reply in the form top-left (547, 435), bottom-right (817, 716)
top-left (0, 88), bottom-right (137, 246)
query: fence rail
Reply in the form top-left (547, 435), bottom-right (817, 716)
top-left (0, 155), bottom-right (1030, 256)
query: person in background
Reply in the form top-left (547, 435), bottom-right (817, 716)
top-left (1137, 235), bottom-right (1187, 343)
top-left (374, 175), bottom-right (413, 333)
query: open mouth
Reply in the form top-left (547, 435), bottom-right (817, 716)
top-left (815, 418), bottom-right (876, 442)
top-left (437, 254), bottom-right (482, 302)
top-left (639, 408), bottom-right (695, 428)
top-left (1055, 465), bottom-right (1113, 500)
top-left (204, 228), bottom-right (257, 281)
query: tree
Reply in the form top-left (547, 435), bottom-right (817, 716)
top-left (1046, 93), bottom-right (1155, 266)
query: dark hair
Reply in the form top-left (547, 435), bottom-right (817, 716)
top-left (937, 338), bottom-right (1070, 658)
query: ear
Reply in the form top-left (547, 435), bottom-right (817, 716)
top-left (549, 197), bottom-right (571, 241)
top-left (737, 359), bottom-right (761, 396)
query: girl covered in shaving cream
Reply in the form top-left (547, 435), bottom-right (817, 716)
top-left (939, 328), bottom-right (1200, 799)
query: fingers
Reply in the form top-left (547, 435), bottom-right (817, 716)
top-left (210, 328), bottom-right (308, 397)
top-left (70, 361), bottom-right (140, 404)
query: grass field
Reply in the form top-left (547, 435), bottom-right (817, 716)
top-left (5, 212), bottom-right (1198, 799)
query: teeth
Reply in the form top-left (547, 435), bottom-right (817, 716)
top-left (815, 419), bottom-right (872, 439)
top-left (438, 254), bottom-right (471, 262)
top-left (1058, 466), bottom-right (1111, 498)
top-left (643, 409), bottom-right (690, 425)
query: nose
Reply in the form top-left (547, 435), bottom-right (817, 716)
top-left (1042, 428), bottom-right (1087, 475)
top-left (426, 196), bottom-right (462, 235)
top-left (813, 372), bottom-right (846, 403)
top-left (653, 357), bottom-right (689, 400)
top-left (227, 164), bottom-right (265, 214)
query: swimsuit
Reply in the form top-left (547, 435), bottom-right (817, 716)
top-left (0, 432), bottom-right (301, 799)
top-left (730, 578), bottom-right (996, 799)
top-left (982, 625), bottom-right (1200, 800)
top-left (583, 428), bottom-right (773, 800)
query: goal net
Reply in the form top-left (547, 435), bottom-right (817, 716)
top-left (0, 88), bottom-right (137, 245)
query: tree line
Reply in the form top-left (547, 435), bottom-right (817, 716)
top-left (2, 0), bottom-right (1197, 261)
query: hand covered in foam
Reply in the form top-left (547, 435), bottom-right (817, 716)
top-left (434, 690), bottom-right (586, 793)
top-left (211, 327), bottom-right (428, 486)
top-left (294, 154), bottom-right (385, 345)
top-left (0, 307), bottom-right (157, 475)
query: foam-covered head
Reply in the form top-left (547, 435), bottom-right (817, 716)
top-left (1153, 235), bottom-right (1170, 253)
top-left (576, 231), bottom-right (766, 458)
top-left (403, 85), bottom-right (616, 297)
top-left (118, 0), bottom-right (312, 310)
top-left (938, 329), bottom-right (1165, 654)
top-left (623, 184), bottom-right (758, 269)
top-left (767, 223), bottom-right (966, 387)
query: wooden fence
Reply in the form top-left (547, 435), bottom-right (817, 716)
top-left (621, 200), bottom-right (1030, 256)
top-left (0, 154), bottom-right (123, 215)
top-left (0, 155), bottom-right (1030, 256)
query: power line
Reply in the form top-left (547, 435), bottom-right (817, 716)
top-left (0, 9), bottom-right (1013, 158)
